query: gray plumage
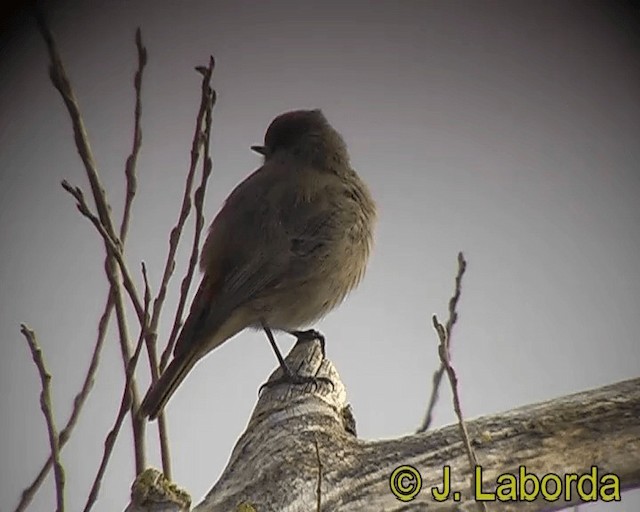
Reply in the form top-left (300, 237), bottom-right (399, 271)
top-left (140, 109), bottom-right (376, 419)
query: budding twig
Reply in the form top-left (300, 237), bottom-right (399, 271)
top-left (20, 325), bottom-right (65, 512)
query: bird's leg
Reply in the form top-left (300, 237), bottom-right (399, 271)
top-left (288, 329), bottom-right (326, 357)
top-left (259, 320), bottom-right (333, 394)
top-left (261, 320), bottom-right (297, 379)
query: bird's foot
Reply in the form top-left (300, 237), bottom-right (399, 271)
top-left (259, 369), bottom-right (333, 395)
top-left (288, 329), bottom-right (326, 356)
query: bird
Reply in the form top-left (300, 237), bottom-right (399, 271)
top-left (139, 109), bottom-right (376, 420)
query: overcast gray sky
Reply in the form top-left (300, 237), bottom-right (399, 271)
top-left (1, 1), bottom-right (639, 510)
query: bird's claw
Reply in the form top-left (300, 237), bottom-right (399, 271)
top-left (259, 372), bottom-right (334, 395)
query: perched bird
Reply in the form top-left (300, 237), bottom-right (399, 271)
top-left (140, 109), bottom-right (376, 420)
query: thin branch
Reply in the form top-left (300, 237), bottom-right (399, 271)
top-left (34, 9), bottom-right (117, 240)
top-left (121, 29), bottom-right (149, 474)
top-left (432, 314), bottom-right (480, 474)
top-left (154, 56), bottom-right (216, 370)
top-left (15, 288), bottom-right (142, 509)
top-left (157, 414), bottom-right (172, 480)
top-left (445, 252), bottom-right (466, 337)
top-left (418, 251), bottom-right (467, 432)
top-left (14, 295), bottom-right (112, 512)
top-left (83, 270), bottom-right (151, 512)
top-left (120, 28), bottom-right (147, 243)
top-left (161, 65), bottom-right (217, 371)
top-left (130, 263), bottom-right (153, 473)
top-left (418, 363), bottom-right (446, 433)
top-left (153, 57), bottom-right (216, 480)
top-left (430, 253), bottom-right (485, 511)
top-left (14, 188), bottom-right (145, 510)
top-left (20, 325), bottom-right (65, 512)
top-left (61, 181), bottom-right (145, 323)
top-left (18, 19), bottom-right (149, 508)
top-left (142, 262), bottom-right (152, 312)
top-left (35, 6), bottom-right (145, 371)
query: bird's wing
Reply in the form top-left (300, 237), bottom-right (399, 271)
top-left (174, 161), bottom-right (327, 358)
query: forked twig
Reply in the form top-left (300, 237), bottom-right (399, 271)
top-left (418, 252), bottom-right (466, 432)
top-left (156, 57), bottom-right (217, 372)
top-left (152, 58), bottom-right (216, 479)
top-left (15, 299), bottom-right (111, 512)
top-left (83, 264), bottom-right (152, 512)
top-left (61, 181), bottom-right (145, 323)
top-left (431, 253), bottom-right (486, 511)
top-left (151, 57), bottom-right (216, 478)
top-left (34, 9), bottom-right (117, 240)
top-left (162, 61), bottom-right (217, 371)
top-left (15, 23), bottom-right (150, 511)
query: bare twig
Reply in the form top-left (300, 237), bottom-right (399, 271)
top-left (130, 263), bottom-right (153, 472)
top-left (141, 262), bottom-right (151, 311)
top-left (61, 181), bottom-right (145, 323)
top-left (61, 179), bottom-right (149, 478)
top-left (33, 9), bottom-right (119, 240)
top-left (15, 297), bottom-right (112, 512)
top-left (432, 314), bottom-right (478, 469)
top-left (83, 268), bottom-right (151, 512)
top-left (22, 15), bottom-right (150, 505)
top-left (33, 8), bottom-right (144, 334)
top-left (155, 56), bottom-right (217, 371)
top-left (154, 414), bottom-right (172, 480)
top-left (56, 180), bottom-right (150, 477)
top-left (152, 57), bottom-right (216, 479)
top-left (162, 65), bottom-right (217, 371)
top-left (35, 5), bottom-right (145, 363)
top-left (20, 325), bottom-right (65, 512)
top-left (120, 28), bottom-right (147, 243)
top-left (15, 250), bottom-right (142, 508)
top-left (418, 252), bottom-right (467, 433)
top-left (114, 37), bottom-right (184, 485)
top-left (430, 253), bottom-right (485, 511)
top-left (418, 363), bottom-right (446, 433)
top-left (123, 28), bottom-right (149, 476)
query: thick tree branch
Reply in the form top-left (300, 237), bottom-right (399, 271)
top-left (130, 340), bottom-right (639, 511)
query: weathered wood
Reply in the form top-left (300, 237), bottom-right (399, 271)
top-left (130, 338), bottom-right (640, 512)
top-left (125, 468), bottom-right (190, 512)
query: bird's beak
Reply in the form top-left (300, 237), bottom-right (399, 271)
top-left (251, 145), bottom-right (268, 156)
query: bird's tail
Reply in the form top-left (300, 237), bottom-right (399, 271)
top-left (139, 351), bottom-right (198, 420)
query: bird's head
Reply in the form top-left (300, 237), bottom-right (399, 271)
top-left (251, 109), bottom-right (349, 169)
